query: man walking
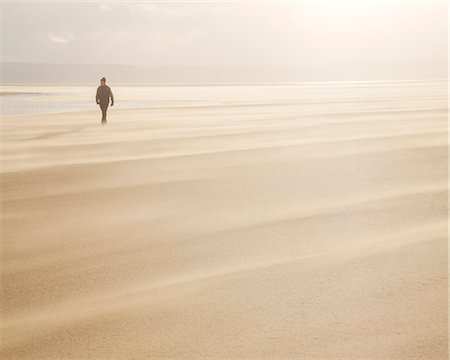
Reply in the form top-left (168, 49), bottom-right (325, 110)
top-left (96, 77), bottom-right (114, 125)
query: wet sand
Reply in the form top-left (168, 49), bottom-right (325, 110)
top-left (1, 83), bottom-right (448, 358)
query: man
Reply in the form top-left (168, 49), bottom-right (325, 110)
top-left (96, 77), bottom-right (114, 125)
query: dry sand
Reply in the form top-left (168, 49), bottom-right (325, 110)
top-left (1, 82), bottom-right (448, 359)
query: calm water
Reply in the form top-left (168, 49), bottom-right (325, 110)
top-left (1, 82), bottom-right (447, 117)
top-left (1, 85), bottom-right (217, 116)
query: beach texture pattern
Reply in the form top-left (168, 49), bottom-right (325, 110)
top-left (1, 82), bottom-right (448, 359)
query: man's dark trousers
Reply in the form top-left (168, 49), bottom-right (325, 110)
top-left (100, 103), bottom-right (108, 124)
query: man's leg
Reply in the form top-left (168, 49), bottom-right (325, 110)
top-left (101, 104), bottom-right (108, 124)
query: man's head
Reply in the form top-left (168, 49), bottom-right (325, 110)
top-left (100, 77), bottom-right (106, 85)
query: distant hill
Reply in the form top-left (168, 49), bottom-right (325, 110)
top-left (1, 62), bottom-right (447, 85)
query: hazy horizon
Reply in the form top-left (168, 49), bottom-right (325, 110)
top-left (2, 62), bottom-right (447, 85)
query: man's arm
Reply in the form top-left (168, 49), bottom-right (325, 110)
top-left (110, 88), bottom-right (114, 106)
top-left (96, 88), bottom-right (100, 104)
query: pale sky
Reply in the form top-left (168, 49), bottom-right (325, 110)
top-left (3, 1), bottom-right (448, 71)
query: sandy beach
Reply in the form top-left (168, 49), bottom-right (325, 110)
top-left (1, 82), bottom-right (447, 359)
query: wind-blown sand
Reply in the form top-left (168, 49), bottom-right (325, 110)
top-left (1, 82), bottom-right (447, 359)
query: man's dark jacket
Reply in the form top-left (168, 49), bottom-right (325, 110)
top-left (96, 85), bottom-right (114, 106)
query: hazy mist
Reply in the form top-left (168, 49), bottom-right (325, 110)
top-left (2, 1), bottom-right (448, 83)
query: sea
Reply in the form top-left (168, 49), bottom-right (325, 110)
top-left (1, 81), bottom-right (447, 117)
